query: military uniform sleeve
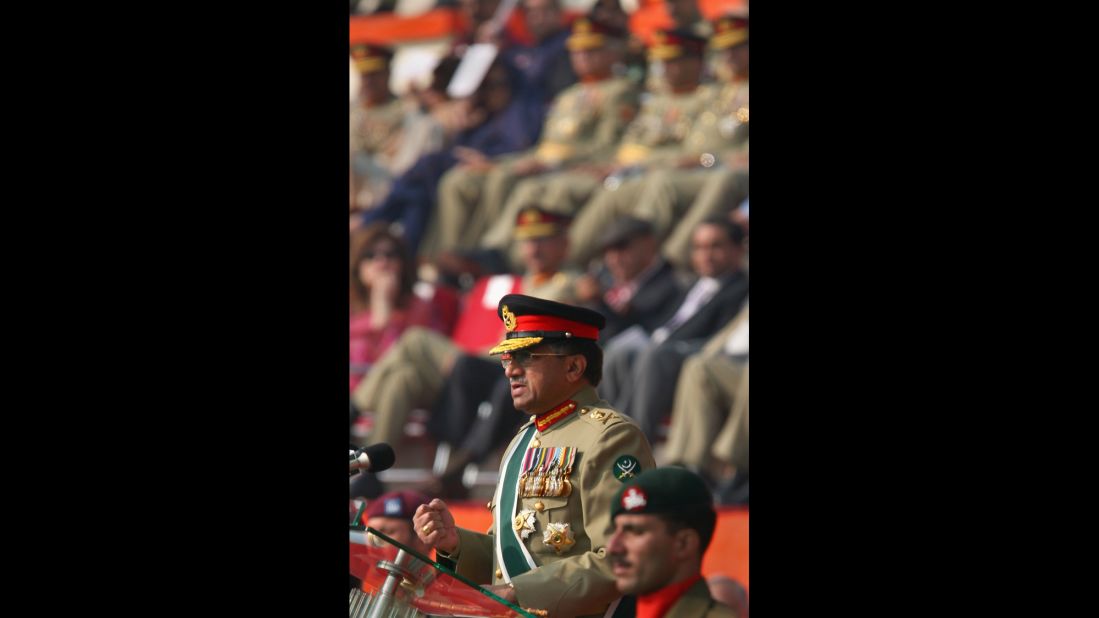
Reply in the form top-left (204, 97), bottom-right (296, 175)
top-left (510, 417), bottom-right (656, 616)
top-left (451, 527), bottom-right (496, 584)
top-left (484, 150), bottom-right (535, 171)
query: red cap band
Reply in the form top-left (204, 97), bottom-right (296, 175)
top-left (512, 315), bottom-right (599, 340)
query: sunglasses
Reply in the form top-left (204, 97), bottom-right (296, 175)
top-left (500, 351), bottom-right (570, 370)
top-left (364, 249), bottom-right (401, 260)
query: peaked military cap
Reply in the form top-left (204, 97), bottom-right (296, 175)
top-left (514, 205), bottom-right (572, 240)
top-left (566, 16), bottom-right (626, 51)
top-left (648, 29), bottom-right (707, 61)
top-left (351, 44), bottom-right (393, 74)
top-left (611, 466), bottom-right (715, 519)
top-left (711, 14), bottom-right (749, 50)
top-left (489, 294), bottom-right (606, 355)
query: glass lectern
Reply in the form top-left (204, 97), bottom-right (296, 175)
top-left (350, 527), bottom-right (542, 618)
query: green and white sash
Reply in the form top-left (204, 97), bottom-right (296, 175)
top-left (494, 424), bottom-right (538, 581)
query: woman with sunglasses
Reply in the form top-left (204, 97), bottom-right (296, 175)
top-left (349, 224), bottom-right (456, 394)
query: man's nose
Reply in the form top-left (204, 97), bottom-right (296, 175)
top-left (606, 530), bottom-right (623, 554)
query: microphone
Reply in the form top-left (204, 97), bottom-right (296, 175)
top-left (349, 443), bottom-right (396, 473)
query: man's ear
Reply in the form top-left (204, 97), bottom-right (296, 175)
top-left (675, 528), bottom-right (701, 559)
top-left (567, 354), bottom-right (587, 382)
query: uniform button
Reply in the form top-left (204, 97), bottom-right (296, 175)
top-left (534, 501), bottom-right (545, 512)
top-left (579, 407), bottom-right (589, 415)
top-left (596, 547), bottom-right (607, 558)
top-left (530, 439), bottom-right (541, 448)
top-left (495, 569), bottom-right (503, 580)
top-left (487, 501), bottom-right (494, 510)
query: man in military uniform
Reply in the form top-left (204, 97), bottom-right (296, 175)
top-left (566, 15), bottom-right (750, 268)
top-left (414, 295), bottom-right (656, 617)
top-left (663, 0), bottom-right (712, 38)
top-left (655, 14), bottom-right (749, 269)
top-left (351, 207), bottom-right (579, 447)
top-left (607, 467), bottom-right (738, 617)
top-left (662, 302), bottom-right (748, 504)
top-left (426, 15), bottom-right (639, 258)
top-left (349, 45), bottom-right (407, 214)
top-left (483, 28), bottom-right (712, 270)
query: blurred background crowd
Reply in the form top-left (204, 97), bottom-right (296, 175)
top-left (347, 0), bottom-right (749, 509)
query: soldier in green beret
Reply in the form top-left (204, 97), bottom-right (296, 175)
top-left (607, 466), bottom-right (739, 617)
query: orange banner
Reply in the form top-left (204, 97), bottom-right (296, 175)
top-left (449, 502), bottom-right (749, 591)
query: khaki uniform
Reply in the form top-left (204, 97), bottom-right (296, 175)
top-left (350, 272), bottom-right (579, 446)
top-left (712, 361), bottom-right (748, 473)
top-left (426, 77), bottom-right (639, 258)
top-left (349, 98), bottom-right (406, 211)
top-left (349, 98), bottom-right (405, 156)
top-left (447, 385), bottom-right (656, 617)
top-left (484, 86), bottom-right (711, 268)
top-left (569, 80), bottom-right (749, 267)
top-left (662, 305), bottom-right (749, 472)
top-left (659, 80), bottom-right (749, 268)
top-left (659, 163), bottom-right (749, 270)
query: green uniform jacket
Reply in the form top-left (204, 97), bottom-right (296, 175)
top-left (448, 385), bottom-right (656, 616)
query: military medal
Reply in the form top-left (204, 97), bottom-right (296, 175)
top-left (519, 444), bottom-right (577, 498)
top-left (517, 400), bottom-right (581, 497)
top-left (543, 522), bottom-right (575, 555)
top-left (514, 509), bottom-right (537, 540)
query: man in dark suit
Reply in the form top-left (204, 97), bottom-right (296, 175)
top-left (599, 217), bottom-right (748, 442)
top-left (575, 216), bottom-right (683, 342)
